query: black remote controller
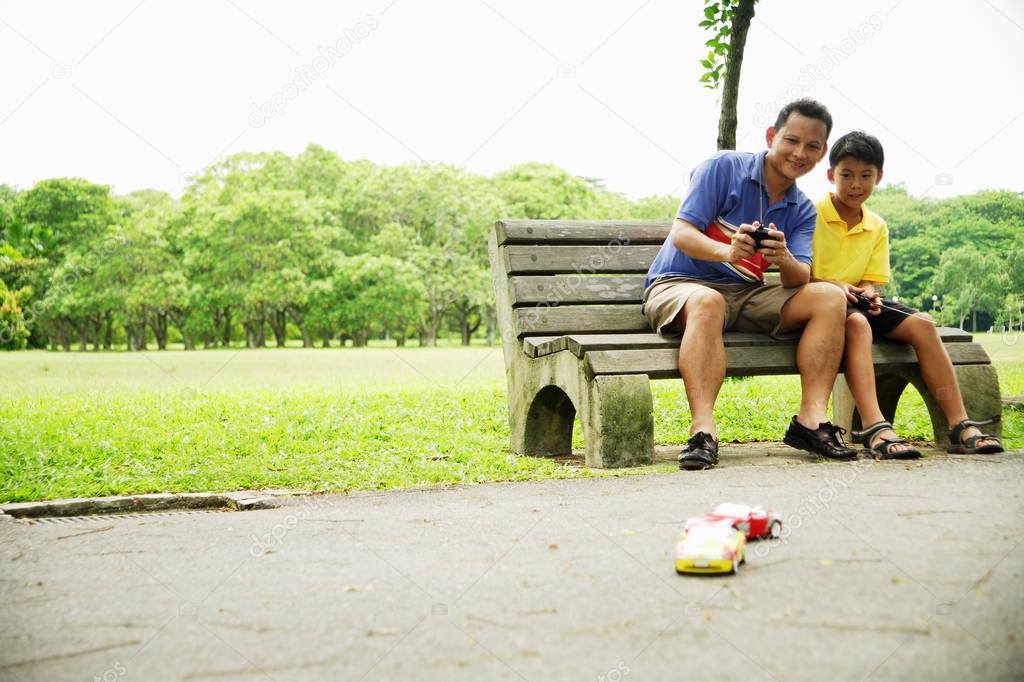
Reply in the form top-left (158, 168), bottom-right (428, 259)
top-left (850, 292), bottom-right (874, 311)
top-left (748, 225), bottom-right (772, 251)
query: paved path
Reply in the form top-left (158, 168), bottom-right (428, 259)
top-left (2, 452), bottom-right (1023, 682)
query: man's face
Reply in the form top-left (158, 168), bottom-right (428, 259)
top-left (765, 113), bottom-right (829, 182)
top-left (827, 157), bottom-right (883, 213)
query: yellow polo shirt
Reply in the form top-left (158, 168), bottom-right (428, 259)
top-left (811, 193), bottom-right (890, 285)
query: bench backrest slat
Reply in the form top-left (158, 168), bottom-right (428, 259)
top-left (516, 304), bottom-right (649, 336)
top-left (510, 275), bottom-right (645, 305)
top-left (502, 245), bottom-right (662, 275)
top-left (496, 220), bottom-right (670, 245)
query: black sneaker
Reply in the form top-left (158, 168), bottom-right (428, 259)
top-left (783, 417), bottom-right (857, 461)
top-left (678, 432), bottom-right (719, 470)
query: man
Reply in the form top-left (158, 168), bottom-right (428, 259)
top-left (642, 99), bottom-right (855, 470)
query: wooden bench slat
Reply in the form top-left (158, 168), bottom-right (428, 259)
top-left (510, 275), bottom-right (646, 305)
top-left (521, 336), bottom-right (568, 358)
top-left (583, 341), bottom-right (992, 380)
top-left (496, 220), bottom-right (670, 245)
top-left (561, 332), bottom-right (802, 357)
top-left (516, 305), bottom-right (649, 336)
top-left (523, 326), bottom-right (972, 358)
top-left (503, 245), bottom-right (662, 274)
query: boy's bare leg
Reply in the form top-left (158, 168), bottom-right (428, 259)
top-left (677, 289), bottom-right (727, 438)
top-left (844, 313), bottom-right (914, 453)
top-left (777, 282), bottom-right (847, 428)
top-left (885, 313), bottom-right (1000, 448)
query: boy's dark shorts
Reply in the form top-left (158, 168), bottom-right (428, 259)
top-left (848, 298), bottom-right (918, 337)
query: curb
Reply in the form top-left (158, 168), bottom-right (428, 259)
top-left (0, 491), bottom-right (282, 519)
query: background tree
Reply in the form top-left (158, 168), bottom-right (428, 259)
top-left (699, 0), bottom-right (758, 150)
top-left (932, 246), bottom-right (1009, 331)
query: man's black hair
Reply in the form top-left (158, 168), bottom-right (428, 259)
top-left (773, 98), bottom-right (833, 139)
top-left (828, 130), bottom-right (885, 170)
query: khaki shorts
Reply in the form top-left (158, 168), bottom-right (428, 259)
top-left (641, 276), bottom-right (802, 337)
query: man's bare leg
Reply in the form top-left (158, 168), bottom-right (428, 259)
top-left (677, 289), bottom-right (727, 438)
top-left (777, 282), bottom-right (848, 428)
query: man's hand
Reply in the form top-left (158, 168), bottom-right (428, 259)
top-left (757, 223), bottom-right (795, 267)
top-left (725, 223), bottom-right (759, 263)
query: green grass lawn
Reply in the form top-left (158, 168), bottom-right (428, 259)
top-left (1, 334), bottom-right (1021, 502)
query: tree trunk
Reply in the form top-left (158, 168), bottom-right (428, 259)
top-left (352, 330), bottom-right (368, 347)
top-left (154, 312), bottom-right (168, 350)
top-left (103, 312), bottom-right (113, 350)
top-left (270, 310), bottom-right (287, 347)
top-left (78, 322), bottom-right (88, 351)
top-left (396, 336), bottom-right (406, 347)
top-left (254, 311), bottom-right (266, 347)
top-left (972, 305), bottom-right (977, 333)
top-left (302, 330), bottom-right (313, 348)
top-left (137, 321), bottom-right (147, 350)
top-left (321, 335), bottom-right (331, 348)
top-left (485, 308), bottom-right (496, 346)
top-left (417, 323), bottom-right (437, 347)
top-left (717, 0), bottom-right (756, 150)
top-left (222, 308), bottom-right (232, 347)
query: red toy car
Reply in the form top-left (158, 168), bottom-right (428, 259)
top-left (684, 503), bottom-right (782, 540)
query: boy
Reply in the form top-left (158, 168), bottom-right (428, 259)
top-left (811, 131), bottom-right (1003, 457)
top-left (643, 99), bottom-right (856, 470)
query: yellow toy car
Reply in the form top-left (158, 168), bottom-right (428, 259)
top-left (674, 522), bottom-right (746, 574)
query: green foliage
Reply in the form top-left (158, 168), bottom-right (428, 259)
top-left (12, 178), bottom-right (115, 260)
top-left (868, 186), bottom-right (1023, 331)
top-left (5, 141), bottom-right (1021, 350)
top-left (698, 0), bottom-right (758, 91)
top-left (492, 162), bottom-right (597, 219)
top-left (0, 279), bottom-right (31, 349)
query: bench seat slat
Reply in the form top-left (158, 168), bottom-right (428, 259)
top-left (583, 341), bottom-right (991, 379)
top-left (521, 336), bottom-right (568, 357)
top-left (496, 220), bottom-right (670, 245)
top-left (523, 327), bottom-right (973, 358)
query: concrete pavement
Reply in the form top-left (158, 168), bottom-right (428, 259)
top-left (2, 451), bottom-right (1022, 681)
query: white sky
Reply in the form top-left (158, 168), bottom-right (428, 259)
top-left (2, 0), bottom-right (1023, 203)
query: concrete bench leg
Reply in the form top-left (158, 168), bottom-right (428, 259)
top-left (946, 364), bottom-right (1003, 447)
top-left (515, 384), bottom-right (576, 456)
top-left (833, 364), bottom-right (1002, 448)
top-left (583, 374), bottom-right (654, 468)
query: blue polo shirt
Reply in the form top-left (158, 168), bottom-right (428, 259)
top-left (644, 150), bottom-right (816, 288)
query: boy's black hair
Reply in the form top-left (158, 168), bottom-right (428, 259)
top-left (828, 130), bottom-right (885, 170)
top-left (774, 99), bottom-right (833, 139)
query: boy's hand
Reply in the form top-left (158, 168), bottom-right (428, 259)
top-left (843, 283), bottom-right (883, 316)
top-left (757, 224), bottom-right (793, 266)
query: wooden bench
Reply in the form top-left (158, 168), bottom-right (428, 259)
top-left (488, 219), bottom-right (1003, 468)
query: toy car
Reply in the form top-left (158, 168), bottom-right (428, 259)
top-left (675, 522), bottom-right (746, 574)
top-left (684, 503), bottom-right (782, 540)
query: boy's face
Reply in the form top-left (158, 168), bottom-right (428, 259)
top-left (765, 113), bottom-right (829, 183)
top-left (827, 157), bottom-right (883, 212)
